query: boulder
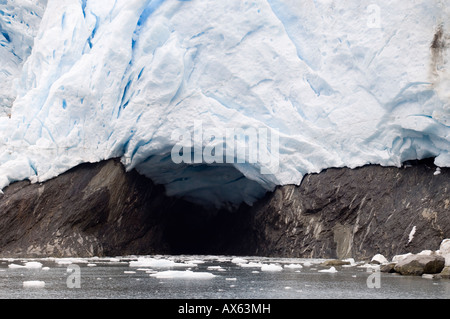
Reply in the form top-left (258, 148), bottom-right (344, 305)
top-left (394, 254), bottom-right (445, 276)
top-left (321, 259), bottom-right (351, 266)
top-left (380, 263), bottom-right (396, 273)
top-left (437, 266), bottom-right (450, 279)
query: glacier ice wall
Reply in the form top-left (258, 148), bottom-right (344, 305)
top-left (0, 0), bottom-right (449, 208)
top-left (0, 0), bottom-right (47, 116)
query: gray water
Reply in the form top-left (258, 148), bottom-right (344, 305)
top-left (1, 255), bottom-right (449, 299)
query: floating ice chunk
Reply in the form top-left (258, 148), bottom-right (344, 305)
top-left (284, 264), bottom-right (303, 269)
top-left (8, 261), bottom-right (42, 269)
top-left (25, 261), bottom-right (43, 269)
top-left (302, 261), bottom-right (313, 267)
top-left (238, 262), bottom-right (264, 268)
top-left (216, 257), bottom-right (230, 263)
top-left (207, 266), bottom-right (225, 271)
top-left (206, 266), bottom-right (222, 270)
top-left (231, 257), bottom-right (248, 264)
top-left (53, 258), bottom-right (88, 265)
top-left (343, 258), bottom-right (357, 266)
top-left (87, 263), bottom-right (97, 267)
top-left (136, 268), bottom-right (153, 271)
top-left (42, 267), bottom-right (50, 271)
top-left (260, 264), bottom-right (283, 272)
top-left (188, 260), bottom-right (206, 264)
top-left (225, 278), bottom-right (237, 281)
top-left (129, 257), bottom-right (195, 268)
top-left (318, 267), bottom-right (338, 273)
top-left (434, 167), bottom-right (441, 176)
top-left (124, 271), bottom-right (136, 274)
top-left (357, 264), bottom-right (380, 272)
top-left (23, 281), bottom-right (45, 288)
top-left (149, 270), bottom-right (215, 279)
top-left (145, 270), bottom-right (157, 274)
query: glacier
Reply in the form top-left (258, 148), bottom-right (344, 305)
top-left (0, 0), bottom-right (449, 208)
top-left (0, 0), bottom-right (47, 117)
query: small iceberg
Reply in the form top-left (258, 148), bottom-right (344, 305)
top-left (260, 264), bottom-right (283, 272)
top-left (23, 281), bottom-right (45, 288)
top-left (9, 261), bottom-right (43, 269)
top-left (149, 270), bottom-right (216, 279)
top-left (129, 257), bottom-right (195, 268)
top-left (318, 267), bottom-right (338, 273)
top-left (284, 263), bottom-right (303, 269)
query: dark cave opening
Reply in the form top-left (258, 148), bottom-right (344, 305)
top-left (161, 200), bottom-right (255, 255)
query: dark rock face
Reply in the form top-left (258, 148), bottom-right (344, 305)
top-left (0, 159), bottom-right (183, 257)
top-left (0, 159), bottom-right (253, 257)
top-left (238, 160), bottom-right (450, 260)
top-left (0, 158), bottom-right (449, 260)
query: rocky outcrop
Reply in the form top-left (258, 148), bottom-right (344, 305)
top-left (0, 158), bottom-right (449, 260)
top-left (320, 259), bottom-right (351, 266)
top-left (377, 241), bottom-right (450, 278)
top-left (393, 254), bottom-right (445, 276)
top-left (238, 159), bottom-right (450, 260)
top-left (0, 159), bottom-right (190, 257)
top-left (380, 263), bottom-right (396, 273)
top-left (438, 267), bottom-right (450, 279)
top-left (0, 159), bottom-right (253, 257)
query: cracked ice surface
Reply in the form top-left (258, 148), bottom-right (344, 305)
top-left (0, 0), bottom-right (47, 116)
top-left (0, 0), bottom-right (449, 207)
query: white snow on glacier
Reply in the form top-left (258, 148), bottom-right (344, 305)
top-left (0, 0), bottom-right (47, 116)
top-left (0, 0), bottom-right (449, 208)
